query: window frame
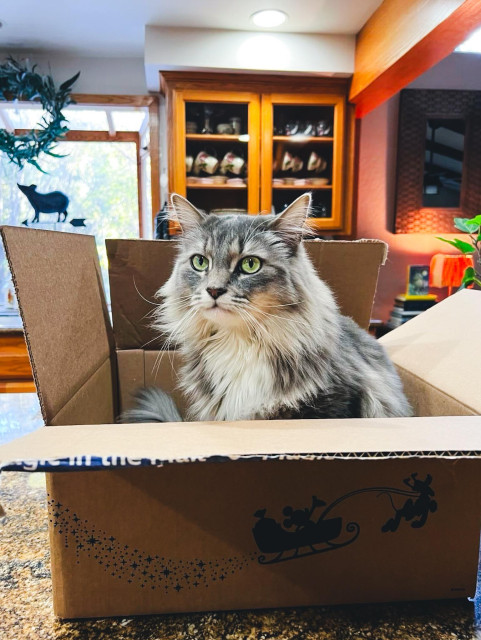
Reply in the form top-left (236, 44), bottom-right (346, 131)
top-left (3, 93), bottom-right (160, 238)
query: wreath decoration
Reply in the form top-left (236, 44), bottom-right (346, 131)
top-left (0, 56), bottom-right (80, 171)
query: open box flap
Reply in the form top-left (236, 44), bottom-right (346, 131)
top-left (380, 290), bottom-right (481, 415)
top-left (0, 227), bottom-right (116, 424)
top-left (1, 416), bottom-right (481, 472)
top-left (304, 239), bottom-right (387, 331)
top-left (106, 238), bottom-right (175, 350)
top-left (106, 238), bottom-right (388, 350)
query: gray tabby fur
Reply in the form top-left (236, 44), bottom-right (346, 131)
top-left (121, 387), bottom-right (182, 423)
top-left (124, 193), bottom-right (411, 423)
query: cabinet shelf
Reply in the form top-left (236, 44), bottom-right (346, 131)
top-left (273, 184), bottom-right (332, 190)
top-left (186, 134), bottom-right (248, 142)
top-left (273, 136), bottom-right (334, 143)
top-left (186, 183), bottom-right (247, 189)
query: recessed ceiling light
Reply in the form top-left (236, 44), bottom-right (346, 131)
top-left (250, 9), bottom-right (288, 28)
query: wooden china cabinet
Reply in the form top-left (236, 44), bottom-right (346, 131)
top-left (160, 72), bottom-right (355, 236)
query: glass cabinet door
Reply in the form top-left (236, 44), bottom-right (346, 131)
top-left (171, 90), bottom-right (260, 221)
top-left (261, 94), bottom-right (346, 232)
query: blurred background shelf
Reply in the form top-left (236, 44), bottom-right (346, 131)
top-left (272, 184), bottom-right (332, 190)
top-left (186, 183), bottom-right (247, 189)
top-left (186, 134), bottom-right (248, 142)
top-left (272, 136), bottom-right (334, 143)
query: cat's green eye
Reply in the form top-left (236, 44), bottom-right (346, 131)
top-left (191, 254), bottom-right (208, 272)
top-left (240, 256), bottom-right (262, 274)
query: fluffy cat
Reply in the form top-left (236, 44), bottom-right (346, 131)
top-left (123, 193), bottom-right (411, 423)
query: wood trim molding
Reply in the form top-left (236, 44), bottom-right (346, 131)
top-left (71, 94), bottom-right (156, 107)
top-left (14, 130), bottom-right (138, 142)
top-left (135, 133), bottom-right (143, 238)
top-left (160, 71), bottom-right (350, 96)
top-left (148, 97), bottom-right (161, 220)
top-left (350, 0), bottom-right (481, 118)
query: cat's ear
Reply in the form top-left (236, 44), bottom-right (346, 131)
top-left (170, 193), bottom-right (207, 232)
top-left (268, 192), bottom-right (311, 245)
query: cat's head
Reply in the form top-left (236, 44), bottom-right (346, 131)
top-left (160, 193), bottom-right (312, 331)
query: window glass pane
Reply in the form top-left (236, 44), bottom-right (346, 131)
top-left (3, 105), bottom-right (43, 130)
top-left (1, 105), bottom-right (147, 132)
top-left (62, 109), bottom-right (109, 131)
top-left (0, 140), bottom-right (139, 309)
top-left (111, 110), bottom-right (146, 132)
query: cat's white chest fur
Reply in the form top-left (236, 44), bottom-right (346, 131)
top-left (183, 332), bottom-right (276, 421)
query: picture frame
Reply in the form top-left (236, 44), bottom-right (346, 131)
top-left (406, 265), bottom-right (430, 297)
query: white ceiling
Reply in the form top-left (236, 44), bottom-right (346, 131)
top-left (0, 0), bottom-right (383, 57)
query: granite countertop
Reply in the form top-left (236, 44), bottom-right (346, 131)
top-left (0, 393), bottom-right (480, 640)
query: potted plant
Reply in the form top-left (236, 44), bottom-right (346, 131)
top-left (437, 216), bottom-right (481, 289)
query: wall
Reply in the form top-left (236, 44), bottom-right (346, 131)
top-left (144, 26), bottom-right (354, 90)
top-left (356, 53), bottom-right (480, 322)
top-left (0, 51), bottom-right (148, 94)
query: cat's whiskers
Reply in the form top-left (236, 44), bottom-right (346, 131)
top-left (133, 277), bottom-right (160, 307)
top-left (166, 308), bottom-right (202, 376)
top-left (237, 306), bottom-right (287, 355)
top-left (143, 299), bottom-right (197, 353)
top-left (241, 305), bottom-right (307, 364)
top-left (233, 306), bottom-right (258, 342)
top-left (257, 301), bottom-right (301, 308)
top-left (140, 333), bottom-right (164, 350)
top-left (171, 294), bottom-right (198, 306)
top-left (152, 305), bottom-right (200, 379)
top-left (248, 303), bottom-right (311, 330)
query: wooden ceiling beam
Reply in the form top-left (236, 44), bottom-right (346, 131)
top-left (350, 0), bottom-right (481, 118)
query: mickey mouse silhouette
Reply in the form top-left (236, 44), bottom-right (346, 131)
top-left (282, 495), bottom-right (326, 531)
top-left (382, 473), bottom-right (437, 532)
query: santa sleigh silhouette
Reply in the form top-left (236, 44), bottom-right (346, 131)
top-left (252, 495), bottom-right (359, 564)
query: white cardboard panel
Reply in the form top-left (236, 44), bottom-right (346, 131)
top-left (380, 290), bottom-right (481, 415)
top-left (2, 416), bottom-right (481, 471)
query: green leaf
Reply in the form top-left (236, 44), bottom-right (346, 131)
top-left (465, 214), bottom-right (481, 227)
top-left (59, 71), bottom-right (80, 91)
top-left (27, 158), bottom-right (47, 173)
top-left (436, 237), bottom-right (475, 253)
top-left (0, 56), bottom-right (78, 169)
top-left (461, 267), bottom-right (475, 284)
top-left (454, 218), bottom-right (480, 233)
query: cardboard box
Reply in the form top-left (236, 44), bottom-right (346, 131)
top-left (1, 226), bottom-right (480, 620)
top-left (379, 292), bottom-right (481, 417)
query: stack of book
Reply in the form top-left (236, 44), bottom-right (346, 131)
top-left (387, 294), bottom-right (437, 329)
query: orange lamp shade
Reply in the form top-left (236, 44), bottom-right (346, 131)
top-left (429, 253), bottom-right (473, 293)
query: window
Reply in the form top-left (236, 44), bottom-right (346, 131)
top-left (0, 97), bottom-right (159, 308)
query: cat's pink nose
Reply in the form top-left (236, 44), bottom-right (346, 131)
top-left (207, 287), bottom-right (227, 300)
